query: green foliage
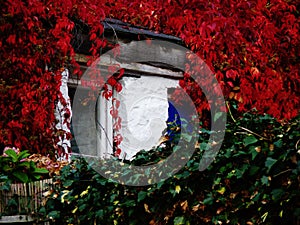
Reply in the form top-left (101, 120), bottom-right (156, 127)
top-left (0, 148), bottom-right (49, 184)
top-left (0, 149), bottom-right (51, 217)
top-left (44, 112), bottom-right (299, 224)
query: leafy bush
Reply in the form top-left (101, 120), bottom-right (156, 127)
top-left (44, 113), bottom-right (299, 225)
top-left (0, 148), bottom-right (49, 185)
top-left (0, 149), bottom-right (68, 217)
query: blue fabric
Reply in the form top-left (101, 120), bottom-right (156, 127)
top-left (165, 102), bottom-right (181, 144)
top-left (167, 102), bottom-right (181, 126)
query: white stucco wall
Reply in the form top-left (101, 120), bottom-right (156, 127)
top-left (117, 76), bottom-right (179, 159)
top-left (55, 69), bottom-right (72, 159)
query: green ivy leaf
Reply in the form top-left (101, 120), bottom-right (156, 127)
top-left (271, 188), bottom-right (285, 201)
top-left (78, 203), bottom-right (87, 212)
top-left (243, 135), bottom-right (258, 146)
top-left (63, 179), bottom-right (74, 188)
top-left (273, 139), bottom-right (283, 148)
top-left (174, 171), bottom-right (191, 179)
top-left (122, 199), bottom-right (136, 207)
top-left (261, 176), bottom-right (269, 186)
top-left (39, 206), bottom-right (46, 214)
top-left (0, 179), bottom-right (11, 191)
top-left (0, 174), bottom-right (8, 181)
top-left (96, 209), bottom-right (104, 218)
top-left (236, 164), bottom-right (249, 178)
top-left (48, 210), bottom-right (60, 219)
top-left (248, 166), bottom-right (260, 176)
top-left (200, 142), bottom-right (208, 150)
top-left (214, 112), bottom-right (226, 122)
top-left (96, 177), bottom-right (108, 185)
top-left (174, 216), bottom-right (185, 225)
top-left (249, 146), bottom-right (259, 160)
top-left (156, 181), bottom-right (164, 189)
top-left (203, 193), bottom-right (214, 205)
top-left (137, 191), bottom-right (147, 202)
top-left (265, 157), bottom-right (277, 173)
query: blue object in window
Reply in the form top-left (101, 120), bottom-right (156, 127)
top-left (165, 101), bottom-right (181, 144)
top-left (167, 101), bottom-right (181, 127)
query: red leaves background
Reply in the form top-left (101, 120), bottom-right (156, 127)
top-left (106, 0), bottom-right (299, 121)
top-left (0, 0), bottom-right (106, 156)
top-left (1, 0), bottom-right (299, 155)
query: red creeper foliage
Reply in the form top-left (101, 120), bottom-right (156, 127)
top-left (1, 0), bottom-right (299, 156)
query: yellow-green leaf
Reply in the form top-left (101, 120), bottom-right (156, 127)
top-left (217, 187), bottom-right (226, 195)
top-left (175, 185), bottom-right (181, 194)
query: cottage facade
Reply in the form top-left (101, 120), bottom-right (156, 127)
top-left (63, 19), bottom-right (185, 160)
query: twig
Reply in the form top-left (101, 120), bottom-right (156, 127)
top-left (273, 169), bottom-right (292, 178)
top-left (226, 101), bottom-right (270, 141)
top-left (238, 126), bottom-right (271, 141)
top-left (226, 101), bottom-right (236, 123)
top-left (105, 21), bottom-right (119, 43)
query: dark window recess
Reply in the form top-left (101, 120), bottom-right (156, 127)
top-left (68, 86), bottom-right (80, 153)
top-left (70, 123), bottom-right (80, 153)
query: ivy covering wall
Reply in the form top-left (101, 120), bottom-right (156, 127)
top-left (44, 112), bottom-right (300, 225)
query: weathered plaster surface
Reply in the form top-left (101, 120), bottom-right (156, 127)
top-left (117, 76), bottom-right (179, 159)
